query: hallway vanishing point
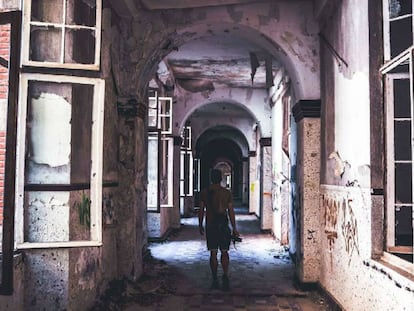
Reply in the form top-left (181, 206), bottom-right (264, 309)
top-left (95, 205), bottom-right (336, 311)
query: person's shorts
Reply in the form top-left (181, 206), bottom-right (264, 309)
top-left (206, 224), bottom-right (231, 251)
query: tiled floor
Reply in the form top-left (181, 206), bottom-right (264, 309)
top-left (122, 207), bottom-right (333, 311)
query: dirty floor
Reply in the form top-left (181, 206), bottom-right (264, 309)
top-left (91, 206), bottom-right (335, 311)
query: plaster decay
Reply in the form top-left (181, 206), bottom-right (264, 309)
top-left (0, 0), bottom-right (413, 310)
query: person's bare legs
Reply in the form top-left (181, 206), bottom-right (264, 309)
top-left (220, 250), bottom-right (229, 275)
top-left (221, 250), bottom-right (230, 291)
top-left (210, 250), bottom-right (219, 289)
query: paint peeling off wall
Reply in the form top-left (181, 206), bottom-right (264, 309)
top-left (30, 93), bottom-right (71, 167)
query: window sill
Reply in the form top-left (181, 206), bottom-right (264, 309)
top-left (365, 253), bottom-right (414, 292)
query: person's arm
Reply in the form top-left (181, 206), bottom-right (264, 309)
top-left (227, 202), bottom-right (239, 237)
top-left (198, 200), bottom-right (205, 235)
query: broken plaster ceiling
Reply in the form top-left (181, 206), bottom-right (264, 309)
top-left (163, 33), bottom-right (281, 90)
top-left (141, 0), bottom-right (271, 10)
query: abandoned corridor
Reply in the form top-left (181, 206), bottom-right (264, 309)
top-left (93, 204), bottom-right (334, 311)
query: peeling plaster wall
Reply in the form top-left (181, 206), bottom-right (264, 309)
top-left (109, 1), bottom-right (319, 103)
top-left (319, 1), bottom-right (414, 310)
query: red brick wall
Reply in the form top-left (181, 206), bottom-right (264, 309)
top-left (0, 24), bottom-right (10, 226)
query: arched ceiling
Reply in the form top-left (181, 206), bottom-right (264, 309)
top-left (196, 125), bottom-right (250, 158)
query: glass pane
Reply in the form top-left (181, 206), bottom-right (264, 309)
top-left (393, 78), bottom-right (410, 118)
top-left (395, 162), bottom-right (413, 203)
top-left (390, 16), bottom-right (413, 58)
top-left (394, 120), bottom-right (412, 160)
top-left (389, 0), bottom-right (412, 18)
top-left (29, 25), bottom-right (62, 62)
top-left (65, 28), bottom-right (95, 64)
top-left (31, 0), bottom-right (64, 23)
top-left (395, 205), bottom-right (413, 246)
top-left (66, 0), bottom-right (96, 27)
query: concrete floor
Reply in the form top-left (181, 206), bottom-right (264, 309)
top-left (114, 206), bottom-right (336, 311)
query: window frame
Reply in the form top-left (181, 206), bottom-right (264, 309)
top-left (15, 73), bottom-right (105, 249)
top-left (147, 131), bottom-right (160, 212)
top-left (21, 0), bottom-right (102, 70)
top-left (382, 0), bottom-right (414, 61)
top-left (158, 97), bottom-right (172, 135)
top-left (147, 92), bottom-right (174, 211)
top-left (381, 46), bottom-right (414, 273)
top-left (160, 136), bottom-right (174, 207)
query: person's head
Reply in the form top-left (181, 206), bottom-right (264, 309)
top-left (211, 169), bottom-right (222, 184)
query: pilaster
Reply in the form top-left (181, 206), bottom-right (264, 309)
top-left (292, 100), bottom-right (321, 283)
top-left (260, 138), bottom-right (272, 231)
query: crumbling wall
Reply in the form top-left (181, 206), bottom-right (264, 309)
top-left (319, 0), bottom-right (414, 309)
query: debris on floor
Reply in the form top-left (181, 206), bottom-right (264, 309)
top-left (89, 252), bottom-right (178, 311)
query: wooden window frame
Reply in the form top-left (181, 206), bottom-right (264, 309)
top-left (15, 73), bottom-right (105, 249)
top-left (21, 0), bottom-right (102, 70)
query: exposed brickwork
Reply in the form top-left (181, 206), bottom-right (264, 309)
top-left (0, 24), bottom-right (9, 225)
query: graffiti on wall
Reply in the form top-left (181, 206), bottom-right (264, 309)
top-left (342, 198), bottom-right (359, 263)
top-left (322, 194), bottom-right (340, 252)
top-left (321, 191), bottom-right (361, 265)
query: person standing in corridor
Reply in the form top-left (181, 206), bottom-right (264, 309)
top-left (198, 169), bottom-right (239, 291)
